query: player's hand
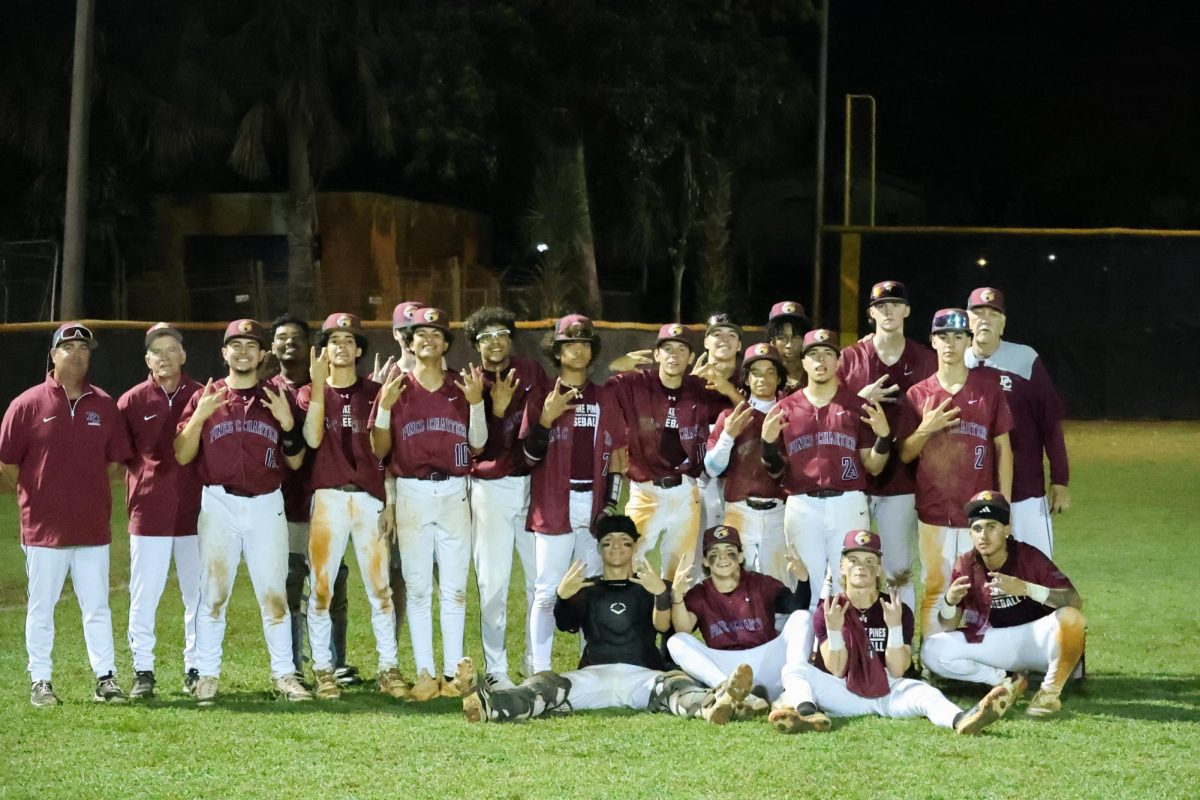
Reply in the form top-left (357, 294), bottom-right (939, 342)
top-left (761, 404), bottom-right (788, 443)
top-left (689, 352), bottom-right (709, 376)
top-left (881, 589), bottom-right (903, 628)
top-left (261, 384), bottom-right (295, 430)
top-left (539, 378), bottom-right (579, 427)
top-left (860, 399), bottom-right (891, 437)
top-left (857, 374), bottom-right (899, 405)
top-left (455, 363), bottom-right (486, 405)
top-left (916, 396), bottom-right (960, 436)
top-left (1048, 483), bottom-right (1071, 514)
top-left (944, 575), bottom-right (971, 606)
top-left (193, 378), bottom-right (232, 422)
top-left (378, 505), bottom-right (396, 541)
top-left (823, 593), bottom-right (848, 631)
top-left (379, 371), bottom-right (406, 410)
top-left (630, 556), bottom-right (666, 595)
top-left (309, 346), bottom-right (330, 387)
top-left (489, 368), bottom-right (520, 417)
top-left (610, 350), bottom-right (654, 373)
top-left (785, 546), bottom-right (809, 582)
top-left (609, 446), bottom-right (629, 475)
top-left (721, 402), bottom-right (753, 439)
top-left (556, 559), bottom-right (595, 600)
top-left (670, 553), bottom-right (695, 601)
top-left (986, 571), bottom-right (1027, 598)
top-left (697, 362), bottom-right (740, 401)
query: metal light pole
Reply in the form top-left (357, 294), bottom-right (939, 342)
top-left (62, 0), bottom-right (94, 319)
top-left (811, 0), bottom-right (830, 326)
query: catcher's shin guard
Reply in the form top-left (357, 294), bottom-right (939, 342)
top-left (483, 671), bottom-right (573, 722)
top-left (648, 670), bottom-right (716, 719)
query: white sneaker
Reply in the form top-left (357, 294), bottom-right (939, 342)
top-left (485, 672), bottom-right (516, 690)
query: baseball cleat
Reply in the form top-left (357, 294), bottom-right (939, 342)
top-left (485, 672), bottom-right (516, 691)
top-left (954, 685), bottom-right (1011, 735)
top-left (439, 674), bottom-right (463, 698)
top-left (409, 669), bottom-right (440, 702)
top-left (312, 669), bottom-right (341, 700)
top-left (1003, 672), bottom-right (1030, 702)
top-left (703, 693), bottom-right (736, 725)
top-left (725, 664), bottom-right (753, 705)
top-left (736, 692), bottom-right (771, 720)
top-left (377, 667), bottom-right (411, 700)
top-left (335, 665), bottom-right (364, 687)
top-left (452, 659), bottom-right (479, 695)
top-left (130, 671), bottom-right (156, 700)
top-left (274, 673), bottom-right (314, 702)
top-left (93, 673), bottom-right (128, 704)
top-left (1026, 688), bottom-right (1062, 718)
top-left (194, 676), bottom-right (219, 707)
top-left (183, 668), bottom-right (200, 696)
top-left (769, 706), bottom-right (832, 734)
top-left (30, 680), bottom-right (60, 708)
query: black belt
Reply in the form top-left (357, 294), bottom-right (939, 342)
top-left (414, 471), bottom-right (451, 482)
top-left (651, 476), bottom-right (684, 489)
top-left (221, 486), bottom-right (260, 498)
top-left (806, 490), bottom-right (844, 498)
top-left (569, 482), bottom-right (592, 493)
top-left (332, 484), bottom-right (365, 493)
top-left (745, 498), bottom-right (779, 511)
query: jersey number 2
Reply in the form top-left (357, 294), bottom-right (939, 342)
top-left (841, 456), bottom-right (859, 481)
top-left (973, 445), bottom-right (986, 470)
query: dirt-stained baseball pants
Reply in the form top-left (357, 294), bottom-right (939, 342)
top-left (667, 611), bottom-right (813, 700)
top-left (471, 475), bottom-right (535, 677)
top-left (778, 661), bottom-right (961, 728)
top-left (722, 499), bottom-right (789, 585)
top-left (528, 490), bottom-right (600, 673)
top-left (868, 493), bottom-right (918, 610)
top-left (627, 478), bottom-right (701, 578)
top-left (917, 522), bottom-right (974, 636)
top-left (24, 544), bottom-right (116, 682)
top-left (784, 491), bottom-right (870, 610)
top-left (128, 533), bottom-right (200, 673)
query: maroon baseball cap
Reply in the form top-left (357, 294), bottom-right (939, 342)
top-left (318, 312), bottom-right (368, 349)
top-left (931, 308), bottom-right (971, 335)
top-left (768, 300), bottom-right (807, 323)
top-left (702, 524), bottom-right (743, 554)
top-left (223, 318), bottom-right (266, 345)
top-left (408, 306), bottom-right (449, 333)
top-left (868, 280), bottom-right (908, 306)
top-left (967, 287), bottom-right (1005, 313)
top-left (391, 300), bottom-right (425, 329)
top-left (802, 328), bottom-right (840, 355)
top-left (742, 342), bottom-right (785, 372)
top-left (655, 323), bottom-right (692, 349)
top-left (964, 490), bottom-right (1011, 525)
top-left (51, 321), bottom-right (98, 350)
top-left (554, 314), bottom-right (597, 342)
top-left (841, 529), bottom-right (882, 556)
top-left (144, 322), bottom-right (183, 350)
top-left (705, 313), bottom-right (742, 337)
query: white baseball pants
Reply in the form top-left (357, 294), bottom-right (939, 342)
top-left (921, 606), bottom-right (1087, 694)
top-left (778, 661), bottom-right (960, 728)
top-left (471, 475), bottom-right (536, 677)
top-left (528, 490), bottom-right (600, 673)
top-left (194, 486), bottom-right (294, 679)
top-left (722, 500), bottom-right (789, 585)
top-left (562, 663), bottom-right (660, 710)
top-left (869, 493), bottom-right (918, 610)
top-left (23, 544), bottom-right (116, 682)
top-left (667, 611), bottom-right (812, 700)
top-left (394, 476), bottom-right (471, 678)
top-left (307, 488), bottom-right (396, 673)
top-left (128, 533), bottom-right (201, 673)
top-left (1011, 496), bottom-right (1054, 557)
top-left (627, 478), bottom-right (701, 578)
top-left (784, 491), bottom-right (870, 610)
top-left (917, 523), bottom-right (975, 637)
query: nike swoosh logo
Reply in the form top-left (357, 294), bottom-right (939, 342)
top-left (968, 399), bottom-right (979, 405)
top-left (903, 369), bottom-right (913, 376)
top-left (144, 414), bottom-right (157, 421)
top-left (42, 416), bottom-right (56, 423)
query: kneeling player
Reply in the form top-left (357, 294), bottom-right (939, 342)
top-left (452, 515), bottom-right (736, 723)
top-left (770, 530), bottom-right (1013, 735)
top-left (920, 492), bottom-right (1085, 718)
top-left (667, 525), bottom-right (812, 719)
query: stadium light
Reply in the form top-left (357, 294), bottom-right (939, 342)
top-left (976, 257), bottom-right (988, 267)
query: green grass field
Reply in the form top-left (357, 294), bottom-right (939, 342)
top-left (2, 422), bottom-right (1197, 800)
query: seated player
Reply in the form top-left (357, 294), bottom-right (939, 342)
top-left (920, 491), bottom-right (1086, 718)
top-left (451, 515), bottom-right (739, 724)
top-left (667, 525), bottom-right (812, 719)
top-left (770, 530), bottom-right (1014, 735)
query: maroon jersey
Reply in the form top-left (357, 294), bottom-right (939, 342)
top-left (520, 378), bottom-right (627, 534)
top-left (838, 338), bottom-right (936, 496)
top-left (269, 375), bottom-right (313, 522)
top-left (119, 374), bottom-right (204, 536)
top-left (898, 368), bottom-right (1015, 527)
top-left (374, 372), bottom-right (473, 478)
top-left (813, 595), bottom-right (914, 696)
top-left (607, 370), bottom-right (730, 482)
top-left (473, 355), bottom-right (547, 480)
top-left (952, 540), bottom-right (1075, 643)
top-left (707, 406), bottom-right (783, 502)
top-left (297, 378), bottom-right (386, 501)
top-left (812, 596), bottom-right (915, 670)
top-left (683, 571), bottom-right (788, 650)
top-left (0, 374), bottom-right (132, 547)
top-left (773, 385), bottom-right (874, 495)
top-left (176, 379), bottom-right (290, 496)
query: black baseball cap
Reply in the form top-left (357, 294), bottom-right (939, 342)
top-left (593, 514), bottom-right (641, 541)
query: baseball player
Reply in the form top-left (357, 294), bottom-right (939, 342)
top-left (837, 281), bottom-right (937, 609)
top-left (174, 319), bottom-right (311, 705)
top-left (370, 306), bottom-right (487, 700)
top-left (965, 287), bottom-right (1071, 556)
top-left (521, 314), bottom-right (627, 674)
top-left (269, 315), bottom-right (354, 684)
top-left (764, 329), bottom-right (892, 606)
top-left (667, 525), bottom-right (812, 718)
top-left (766, 301), bottom-right (811, 392)
top-left (463, 306), bottom-right (546, 688)
top-left (922, 491), bottom-right (1086, 718)
top-left (703, 343), bottom-right (789, 583)
top-left (693, 313), bottom-right (743, 550)
top-left (897, 308), bottom-right (1014, 636)
top-left (297, 313), bottom-right (407, 700)
top-left (0, 323), bottom-right (133, 706)
top-left (608, 323), bottom-right (736, 579)
top-left (769, 529), bottom-right (1015, 735)
top-left (450, 515), bottom-right (739, 724)
top-left (117, 323), bottom-right (204, 699)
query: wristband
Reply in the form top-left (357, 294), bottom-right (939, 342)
top-left (872, 435), bottom-right (892, 455)
top-left (1026, 582), bottom-right (1050, 604)
top-left (374, 407), bottom-right (391, 429)
top-left (827, 630), bottom-right (845, 651)
top-left (280, 427), bottom-right (304, 457)
top-left (886, 625), bottom-right (904, 649)
top-left (654, 591), bottom-right (672, 612)
top-left (939, 598), bottom-right (960, 620)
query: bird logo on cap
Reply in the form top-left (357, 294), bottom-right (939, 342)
top-left (981, 289), bottom-right (996, 303)
top-left (814, 329), bottom-right (831, 342)
top-left (336, 315), bottom-right (352, 328)
top-left (979, 490), bottom-right (995, 501)
top-left (238, 320), bottom-right (254, 334)
top-left (424, 309), bottom-right (439, 322)
top-left (714, 526), bottom-right (729, 539)
top-left (782, 302), bottom-right (798, 314)
top-left (668, 324), bottom-right (684, 336)
top-left (855, 530), bottom-right (872, 546)
top-left (753, 344), bottom-right (770, 356)
top-left (403, 306), bottom-right (417, 320)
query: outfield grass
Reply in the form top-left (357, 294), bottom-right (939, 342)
top-left (1, 421), bottom-right (1197, 800)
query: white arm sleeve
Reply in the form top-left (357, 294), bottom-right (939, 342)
top-left (703, 431), bottom-right (736, 478)
top-left (468, 401), bottom-right (488, 450)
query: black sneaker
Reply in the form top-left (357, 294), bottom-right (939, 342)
top-left (334, 665), bottom-right (363, 687)
top-left (130, 670), bottom-right (156, 700)
top-left (93, 673), bottom-right (128, 704)
top-left (31, 680), bottom-right (60, 708)
top-left (183, 668), bottom-right (200, 696)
